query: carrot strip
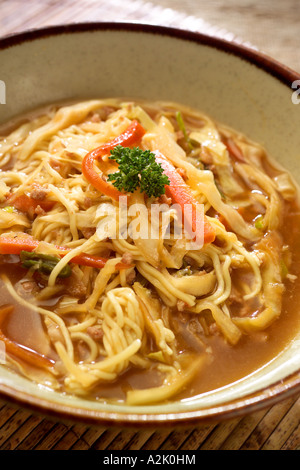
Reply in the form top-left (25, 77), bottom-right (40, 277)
top-left (0, 304), bottom-right (55, 369)
top-left (82, 119), bottom-right (146, 200)
top-left (225, 138), bottom-right (245, 162)
top-left (9, 194), bottom-right (56, 213)
top-left (0, 236), bottom-right (39, 255)
top-left (153, 151), bottom-right (215, 245)
top-left (0, 330), bottom-right (55, 369)
top-left (0, 236), bottom-right (132, 271)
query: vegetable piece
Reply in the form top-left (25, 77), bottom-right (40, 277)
top-left (0, 236), bottom-right (132, 271)
top-left (153, 151), bottom-right (215, 245)
top-left (225, 138), bottom-right (245, 162)
top-left (0, 304), bottom-right (55, 369)
top-left (108, 146), bottom-right (170, 198)
top-left (233, 232), bottom-right (284, 332)
top-left (0, 329), bottom-right (55, 369)
top-left (172, 271), bottom-right (216, 296)
top-left (81, 120), bottom-right (146, 200)
top-left (254, 214), bottom-right (264, 230)
top-left (280, 259), bottom-right (289, 279)
top-left (175, 111), bottom-right (195, 150)
top-left (147, 351), bottom-right (166, 363)
top-left (2, 206), bottom-right (14, 213)
top-left (126, 354), bottom-right (206, 405)
top-left (0, 236), bottom-right (41, 255)
top-left (20, 251), bottom-right (72, 278)
top-left (9, 194), bottom-right (55, 214)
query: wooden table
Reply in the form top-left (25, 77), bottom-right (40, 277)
top-left (0, 0), bottom-right (299, 451)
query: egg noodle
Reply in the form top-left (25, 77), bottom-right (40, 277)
top-left (0, 99), bottom-right (296, 405)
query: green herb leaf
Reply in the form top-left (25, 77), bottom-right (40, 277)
top-left (108, 146), bottom-right (170, 198)
top-left (20, 251), bottom-right (72, 278)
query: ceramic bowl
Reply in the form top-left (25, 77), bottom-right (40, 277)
top-left (0, 23), bottom-right (300, 427)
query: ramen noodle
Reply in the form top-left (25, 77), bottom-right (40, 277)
top-left (0, 99), bottom-right (299, 405)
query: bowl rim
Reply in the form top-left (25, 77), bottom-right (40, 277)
top-left (0, 21), bottom-right (299, 426)
top-left (0, 369), bottom-right (300, 428)
top-left (0, 21), bottom-right (299, 83)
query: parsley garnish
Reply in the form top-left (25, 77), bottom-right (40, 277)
top-left (107, 146), bottom-right (170, 198)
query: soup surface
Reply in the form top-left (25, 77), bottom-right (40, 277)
top-left (0, 99), bottom-right (299, 405)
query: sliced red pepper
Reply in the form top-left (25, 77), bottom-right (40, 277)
top-left (9, 194), bottom-right (56, 214)
top-left (154, 151), bottom-right (215, 245)
top-left (0, 329), bottom-right (55, 369)
top-left (82, 119), bottom-right (146, 200)
top-left (0, 304), bottom-right (55, 369)
top-left (225, 138), bottom-right (245, 162)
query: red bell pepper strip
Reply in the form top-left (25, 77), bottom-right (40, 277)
top-left (0, 329), bottom-right (55, 369)
top-left (0, 236), bottom-right (132, 270)
top-left (82, 119), bottom-right (146, 200)
top-left (0, 304), bottom-right (55, 369)
top-left (225, 138), bottom-right (245, 162)
top-left (153, 151), bottom-right (215, 245)
top-left (9, 194), bottom-right (56, 213)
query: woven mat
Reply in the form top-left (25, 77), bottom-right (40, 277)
top-left (0, 0), bottom-right (299, 451)
top-left (0, 0), bottom-right (255, 47)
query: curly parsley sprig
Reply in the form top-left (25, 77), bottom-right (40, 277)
top-left (107, 146), bottom-right (170, 198)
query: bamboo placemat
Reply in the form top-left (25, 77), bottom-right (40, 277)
top-left (0, 394), bottom-right (299, 450)
top-left (0, 0), bottom-right (299, 451)
top-left (0, 0), bottom-right (255, 44)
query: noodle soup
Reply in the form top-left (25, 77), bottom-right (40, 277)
top-left (0, 99), bottom-right (299, 405)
